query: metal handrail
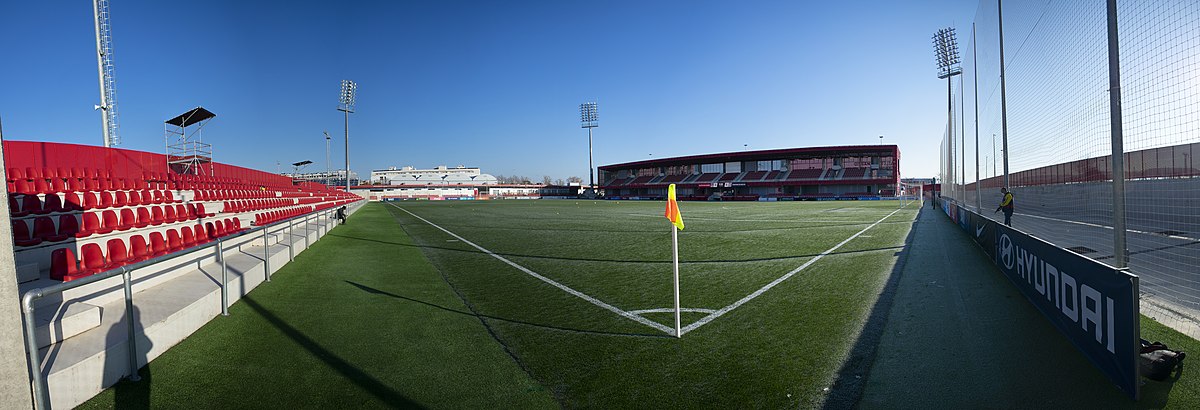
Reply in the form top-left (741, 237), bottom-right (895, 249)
top-left (21, 201), bottom-right (358, 409)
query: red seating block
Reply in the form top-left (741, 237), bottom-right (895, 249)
top-left (50, 248), bottom-right (79, 281)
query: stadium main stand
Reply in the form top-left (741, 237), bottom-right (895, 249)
top-left (4, 140), bottom-right (363, 408)
top-left (598, 145), bottom-right (900, 200)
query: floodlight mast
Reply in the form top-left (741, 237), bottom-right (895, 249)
top-left (338, 80), bottom-right (357, 191)
top-left (933, 27), bottom-right (962, 199)
top-left (324, 130), bottom-right (331, 178)
top-left (580, 102), bottom-right (599, 196)
top-left (93, 0), bottom-right (119, 147)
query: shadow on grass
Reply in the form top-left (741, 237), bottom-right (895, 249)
top-left (821, 207), bottom-right (922, 410)
top-left (345, 281), bottom-right (671, 339)
top-left (327, 233), bottom-right (903, 265)
top-left (239, 297), bottom-right (422, 407)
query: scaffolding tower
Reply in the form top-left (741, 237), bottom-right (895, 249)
top-left (165, 107), bottom-right (215, 176)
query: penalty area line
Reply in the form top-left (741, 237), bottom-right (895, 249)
top-left (390, 203), bottom-right (676, 335)
top-left (678, 206), bottom-right (908, 336)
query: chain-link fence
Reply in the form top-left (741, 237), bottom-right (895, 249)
top-left (940, 0), bottom-right (1200, 340)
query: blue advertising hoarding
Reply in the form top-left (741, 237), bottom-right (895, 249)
top-left (940, 199), bottom-right (1140, 399)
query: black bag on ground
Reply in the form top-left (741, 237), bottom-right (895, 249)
top-left (1139, 339), bottom-right (1186, 381)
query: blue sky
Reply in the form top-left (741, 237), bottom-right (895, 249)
top-left (0, 1), bottom-right (977, 181)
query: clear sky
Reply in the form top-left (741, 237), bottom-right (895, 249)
top-left (0, 0), bottom-right (978, 181)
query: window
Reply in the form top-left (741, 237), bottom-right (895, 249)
top-left (700, 163), bottom-right (723, 173)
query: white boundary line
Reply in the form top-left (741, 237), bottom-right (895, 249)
top-left (391, 203), bottom-right (676, 335)
top-left (678, 207), bottom-right (907, 336)
top-left (628, 308), bottom-right (717, 315)
top-left (1017, 212), bottom-right (1200, 242)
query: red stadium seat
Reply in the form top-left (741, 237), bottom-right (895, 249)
top-left (22, 195), bottom-right (47, 215)
top-left (13, 180), bottom-right (34, 195)
top-left (147, 189), bottom-right (162, 204)
top-left (99, 191), bottom-right (115, 209)
top-left (85, 178), bottom-right (100, 191)
top-left (9, 197), bottom-right (27, 217)
top-left (151, 206), bottom-right (165, 225)
top-left (164, 205), bottom-right (178, 223)
top-left (97, 178), bottom-right (112, 191)
top-left (149, 232), bottom-right (168, 257)
top-left (71, 167), bottom-right (85, 179)
top-left (113, 191), bottom-right (128, 208)
top-left (196, 223), bottom-right (212, 244)
top-left (32, 216), bottom-right (60, 242)
top-left (231, 218), bottom-right (243, 231)
top-left (50, 248), bottom-right (80, 281)
top-left (106, 238), bottom-right (129, 268)
top-left (82, 192), bottom-right (99, 210)
top-left (195, 203), bottom-right (211, 218)
top-left (79, 243), bottom-right (107, 274)
top-left (51, 214), bottom-right (80, 241)
top-left (77, 213), bottom-right (101, 238)
top-left (167, 229), bottom-right (183, 251)
top-left (214, 220), bottom-right (226, 237)
top-left (165, 190), bottom-right (178, 203)
top-left (98, 210), bottom-right (118, 234)
top-left (33, 179), bottom-right (51, 195)
top-left (41, 194), bottom-right (64, 214)
top-left (117, 208), bottom-right (136, 231)
top-left (127, 235), bottom-right (150, 263)
top-left (186, 203), bottom-right (198, 219)
top-left (25, 167), bottom-right (41, 181)
top-left (7, 167), bottom-right (23, 181)
top-left (51, 178), bottom-right (67, 193)
top-left (181, 226), bottom-right (196, 247)
top-left (42, 167), bottom-right (57, 180)
top-left (63, 192), bottom-right (85, 211)
top-left (12, 220), bottom-right (42, 247)
top-left (126, 190), bottom-right (142, 207)
top-left (133, 207), bottom-right (151, 228)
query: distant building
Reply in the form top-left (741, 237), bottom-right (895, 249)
top-left (282, 169), bottom-right (359, 187)
top-left (370, 165), bottom-right (499, 186)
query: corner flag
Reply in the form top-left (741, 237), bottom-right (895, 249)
top-left (665, 184), bottom-right (684, 230)
top-left (665, 184), bottom-right (684, 337)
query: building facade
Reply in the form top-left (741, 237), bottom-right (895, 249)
top-left (370, 165), bottom-right (498, 186)
top-left (598, 145), bottom-right (901, 200)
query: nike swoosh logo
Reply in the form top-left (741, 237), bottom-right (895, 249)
top-left (976, 226), bottom-right (985, 237)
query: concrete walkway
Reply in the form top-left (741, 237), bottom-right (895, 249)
top-left (854, 205), bottom-right (1155, 409)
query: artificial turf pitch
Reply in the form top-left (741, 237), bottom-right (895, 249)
top-left (77, 199), bottom-right (1200, 408)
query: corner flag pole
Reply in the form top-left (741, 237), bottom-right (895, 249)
top-left (665, 183), bottom-right (684, 338)
top-left (672, 221), bottom-right (681, 338)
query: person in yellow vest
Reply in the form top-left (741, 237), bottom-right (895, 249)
top-left (994, 187), bottom-right (1014, 226)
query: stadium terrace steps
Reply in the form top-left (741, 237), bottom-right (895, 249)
top-left (34, 202), bottom-right (364, 409)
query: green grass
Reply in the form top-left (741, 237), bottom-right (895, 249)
top-left (385, 199), bottom-right (918, 408)
top-left (79, 203), bottom-right (557, 409)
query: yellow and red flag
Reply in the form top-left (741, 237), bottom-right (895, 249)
top-left (665, 184), bottom-right (684, 230)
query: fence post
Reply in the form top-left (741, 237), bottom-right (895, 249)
top-left (218, 238), bottom-right (228, 316)
top-left (1106, 0), bottom-right (1128, 269)
top-left (304, 214), bottom-right (310, 248)
top-left (288, 220), bottom-right (294, 262)
top-left (122, 267), bottom-right (141, 382)
top-left (22, 293), bottom-right (48, 409)
top-left (263, 226), bottom-right (271, 282)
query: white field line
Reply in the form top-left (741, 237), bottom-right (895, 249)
top-left (1017, 212), bottom-right (1200, 242)
top-left (625, 214), bottom-right (878, 224)
top-left (392, 204), bottom-right (676, 335)
top-left (678, 206), bottom-right (908, 336)
top-left (628, 308), bottom-right (717, 315)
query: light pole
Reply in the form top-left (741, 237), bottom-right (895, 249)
top-left (338, 80), bottom-right (357, 192)
top-left (879, 135), bottom-right (883, 145)
top-left (933, 27), bottom-right (962, 199)
top-left (323, 130), bottom-right (331, 182)
top-left (580, 102), bottom-right (599, 197)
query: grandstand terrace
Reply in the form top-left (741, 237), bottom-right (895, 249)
top-left (598, 145), bottom-right (900, 200)
top-left (350, 183), bottom-right (578, 201)
top-left (4, 140), bottom-right (363, 408)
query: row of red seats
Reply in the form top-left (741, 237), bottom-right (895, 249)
top-left (254, 206), bottom-right (315, 226)
top-left (10, 190), bottom-right (181, 217)
top-left (50, 218), bottom-right (245, 281)
top-left (8, 176), bottom-right (162, 196)
top-left (193, 189), bottom-right (276, 201)
top-left (12, 203), bottom-right (213, 246)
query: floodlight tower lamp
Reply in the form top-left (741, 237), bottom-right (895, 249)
top-left (580, 101), bottom-right (599, 195)
top-left (338, 79), bottom-right (357, 191)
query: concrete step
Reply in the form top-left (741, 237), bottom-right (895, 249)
top-left (34, 302), bottom-right (102, 348)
